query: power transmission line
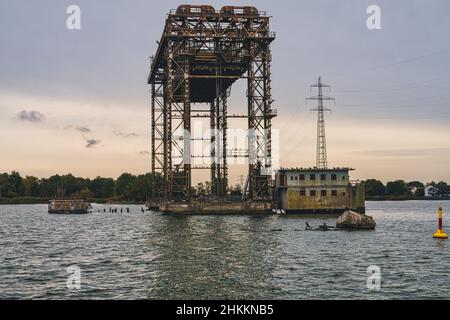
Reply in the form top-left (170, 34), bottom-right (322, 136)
top-left (336, 101), bottom-right (449, 109)
top-left (336, 92), bottom-right (450, 108)
top-left (346, 112), bottom-right (450, 120)
top-left (334, 75), bottom-right (450, 93)
top-left (325, 48), bottom-right (450, 78)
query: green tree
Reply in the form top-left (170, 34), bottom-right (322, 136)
top-left (436, 181), bottom-right (449, 196)
top-left (407, 181), bottom-right (425, 197)
top-left (123, 174), bottom-right (151, 201)
top-left (115, 173), bottom-right (137, 196)
top-left (23, 176), bottom-right (40, 196)
top-left (74, 187), bottom-right (94, 199)
top-left (0, 173), bottom-right (12, 198)
top-left (101, 178), bottom-right (115, 198)
top-left (61, 174), bottom-right (78, 196)
top-left (386, 180), bottom-right (408, 196)
top-left (8, 171), bottom-right (24, 197)
top-left (364, 179), bottom-right (385, 197)
top-left (89, 177), bottom-right (114, 198)
top-left (46, 175), bottom-right (65, 197)
top-left (38, 177), bottom-right (57, 197)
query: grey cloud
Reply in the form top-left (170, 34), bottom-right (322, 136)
top-left (17, 110), bottom-right (45, 122)
top-left (114, 131), bottom-right (139, 138)
top-left (64, 125), bottom-right (91, 133)
top-left (85, 138), bottom-right (101, 148)
top-left (75, 126), bottom-right (91, 133)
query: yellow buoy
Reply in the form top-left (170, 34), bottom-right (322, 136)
top-left (433, 206), bottom-right (448, 239)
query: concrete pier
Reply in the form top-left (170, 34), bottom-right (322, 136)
top-left (155, 201), bottom-right (274, 215)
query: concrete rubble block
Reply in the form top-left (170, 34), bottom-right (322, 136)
top-left (336, 210), bottom-right (376, 230)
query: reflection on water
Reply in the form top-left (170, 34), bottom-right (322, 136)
top-left (0, 201), bottom-right (449, 299)
top-left (150, 215), bottom-right (282, 299)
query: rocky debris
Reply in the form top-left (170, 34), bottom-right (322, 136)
top-left (336, 210), bottom-right (376, 230)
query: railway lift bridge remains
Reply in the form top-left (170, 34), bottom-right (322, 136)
top-left (148, 5), bottom-right (277, 202)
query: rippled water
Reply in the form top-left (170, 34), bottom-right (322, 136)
top-left (0, 201), bottom-right (449, 299)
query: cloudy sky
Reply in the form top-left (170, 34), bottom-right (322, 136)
top-left (1, 0), bottom-right (450, 183)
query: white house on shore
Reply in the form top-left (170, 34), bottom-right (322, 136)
top-left (424, 185), bottom-right (439, 198)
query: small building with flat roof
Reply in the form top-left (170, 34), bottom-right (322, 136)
top-left (275, 167), bottom-right (365, 214)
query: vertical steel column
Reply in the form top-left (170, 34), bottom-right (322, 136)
top-left (247, 58), bottom-right (256, 200)
top-left (210, 52), bottom-right (218, 195)
top-left (215, 95), bottom-right (222, 195)
top-left (211, 57), bottom-right (229, 197)
top-left (151, 82), bottom-right (156, 190)
top-left (183, 60), bottom-right (191, 199)
top-left (210, 100), bottom-right (217, 195)
top-left (263, 50), bottom-right (273, 172)
top-left (151, 77), bottom-right (165, 199)
top-left (165, 47), bottom-right (174, 199)
top-left (221, 91), bottom-right (228, 194)
top-left (247, 43), bottom-right (273, 200)
top-left (165, 43), bottom-right (191, 200)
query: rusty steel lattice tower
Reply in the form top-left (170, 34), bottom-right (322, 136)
top-left (307, 77), bottom-right (335, 169)
top-left (148, 5), bottom-right (276, 201)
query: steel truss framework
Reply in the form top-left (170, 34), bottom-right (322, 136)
top-left (148, 5), bottom-right (276, 201)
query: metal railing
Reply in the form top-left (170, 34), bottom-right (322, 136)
top-left (168, 9), bottom-right (269, 17)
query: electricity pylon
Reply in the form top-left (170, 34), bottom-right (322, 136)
top-left (306, 76), bottom-right (335, 169)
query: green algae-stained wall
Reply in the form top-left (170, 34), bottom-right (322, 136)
top-left (275, 168), bottom-right (365, 213)
top-left (280, 184), bottom-right (364, 212)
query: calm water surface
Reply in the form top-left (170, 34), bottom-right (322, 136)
top-left (0, 201), bottom-right (449, 299)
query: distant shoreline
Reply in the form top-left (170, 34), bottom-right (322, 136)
top-left (1, 196), bottom-right (449, 205)
top-left (366, 196), bottom-right (450, 201)
top-left (0, 197), bottom-right (145, 205)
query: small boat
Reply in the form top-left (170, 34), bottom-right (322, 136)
top-left (48, 198), bottom-right (92, 214)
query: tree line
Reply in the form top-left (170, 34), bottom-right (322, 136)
top-left (363, 179), bottom-right (450, 198)
top-left (1, 171), bottom-right (449, 202)
top-left (0, 171), bottom-right (154, 202)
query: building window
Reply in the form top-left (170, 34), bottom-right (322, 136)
top-left (321, 190), bottom-right (327, 196)
top-left (310, 174), bottom-right (316, 181)
top-left (331, 174), bottom-right (337, 181)
top-left (299, 189), bottom-right (306, 196)
top-left (290, 176), bottom-right (293, 181)
top-left (342, 191), bottom-right (346, 196)
top-left (331, 190), bottom-right (337, 196)
top-left (320, 174), bottom-right (326, 181)
top-left (310, 190), bottom-right (316, 196)
top-left (342, 175), bottom-right (347, 181)
top-left (295, 176), bottom-right (298, 180)
top-left (299, 174), bottom-right (305, 181)
top-left (279, 174), bottom-right (286, 186)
